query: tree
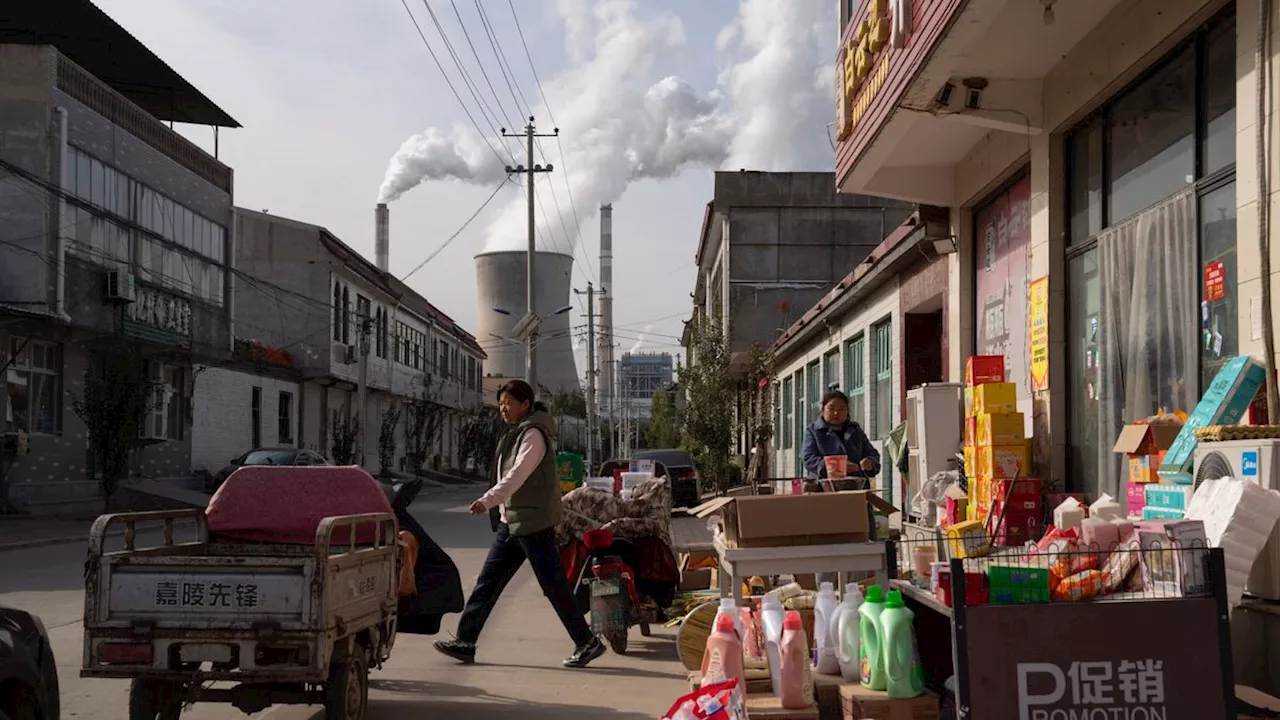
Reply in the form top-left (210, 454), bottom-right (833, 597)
top-left (330, 408), bottom-right (360, 465)
top-left (72, 336), bottom-right (152, 510)
top-left (647, 387), bottom-right (681, 448)
top-left (377, 403), bottom-right (402, 476)
top-left (458, 405), bottom-right (503, 479)
top-left (680, 316), bottom-right (736, 492)
top-left (403, 378), bottom-right (447, 474)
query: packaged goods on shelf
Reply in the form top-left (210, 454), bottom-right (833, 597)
top-left (974, 444), bottom-right (1030, 478)
top-left (987, 565), bottom-right (1050, 604)
top-left (965, 355), bottom-right (1006, 386)
top-left (1112, 423), bottom-right (1180, 486)
top-left (1160, 355), bottom-right (1267, 483)
top-left (975, 412), bottom-right (1026, 446)
top-left (1145, 484), bottom-right (1195, 511)
top-left (963, 387), bottom-right (974, 418)
top-left (945, 520), bottom-right (988, 559)
top-left (970, 383), bottom-right (1017, 415)
top-left (962, 447), bottom-right (974, 477)
top-left (1142, 507), bottom-right (1187, 521)
top-left (1124, 482), bottom-right (1146, 518)
top-left (1136, 520), bottom-right (1210, 597)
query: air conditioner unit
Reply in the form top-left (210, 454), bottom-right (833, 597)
top-left (105, 270), bottom-right (136, 304)
top-left (1194, 439), bottom-right (1280, 600)
top-left (343, 345), bottom-right (358, 365)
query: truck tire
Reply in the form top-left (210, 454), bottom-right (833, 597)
top-left (128, 679), bottom-right (182, 720)
top-left (324, 651), bottom-right (369, 720)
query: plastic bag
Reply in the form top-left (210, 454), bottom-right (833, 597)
top-left (661, 679), bottom-right (748, 720)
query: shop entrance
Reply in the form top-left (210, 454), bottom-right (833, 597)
top-left (904, 307), bottom-right (944, 391)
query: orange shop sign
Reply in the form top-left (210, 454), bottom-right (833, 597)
top-left (836, 0), bottom-right (912, 141)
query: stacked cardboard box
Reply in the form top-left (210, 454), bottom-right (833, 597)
top-left (1112, 424), bottom-right (1180, 519)
top-left (839, 683), bottom-right (939, 720)
top-left (961, 356), bottom-right (1038, 544)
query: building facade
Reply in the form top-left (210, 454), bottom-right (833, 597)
top-left (0, 5), bottom-right (238, 514)
top-left (618, 351), bottom-right (674, 421)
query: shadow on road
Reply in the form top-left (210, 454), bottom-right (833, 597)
top-left (364, 678), bottom-right (658, 718)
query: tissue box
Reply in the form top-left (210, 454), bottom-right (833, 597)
top-left (972, 383), bottom-right (1018, 415)
top-left (975, 444), bottom-right (1030, 478)
top-left (1125, 482), bottom-right (1146, 517)
top-left (966, 355), bottom-right (1006, 386)
top-left (1145, 484), bottom-right (1195, 511)
top-left (976, 413), bottom-right (1026, 446)
top-left (1142, 506), bottom-right (1187, 521)
top-left (1137, 519), bottom-right (1210, 596)
top-left (1159, 355), bottom-right (1267, 483)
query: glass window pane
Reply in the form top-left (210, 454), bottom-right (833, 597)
top-left (76, 150), bottom-right (91, 199)
top-left (1107, 45), bottom-right (1195, 224)
top-left (1200, 182), bottom-right (1237, 390)
top-left (91, 160), bottom-right (105, 206)
top-left (1201, 15), bottom-right (1236, 176)
top-left (6, 369), bottom-right (30, 433)
top-left (1067, 250), bottom-right (1100, 497)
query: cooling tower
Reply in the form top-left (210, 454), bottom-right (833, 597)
top-left (475, 250), bottom-right (580, 394)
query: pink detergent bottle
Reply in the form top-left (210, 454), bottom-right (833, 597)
top-left (779, 610), bottom-right (815, 709)
top-left (740, 606), bottom-right (763, 659)
top-left (701, 613), bottom-right (747, 691)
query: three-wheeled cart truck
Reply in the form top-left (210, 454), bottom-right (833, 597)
top-left (80, 507), bottom-right (398, 720)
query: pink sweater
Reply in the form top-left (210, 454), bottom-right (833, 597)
top-left (477, 430), bottom-right (546, 524)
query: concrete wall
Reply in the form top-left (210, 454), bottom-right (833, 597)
top-left (0, 45), bottom-right (55, 309)
top-left (191, 366), bottom-right (301, 473)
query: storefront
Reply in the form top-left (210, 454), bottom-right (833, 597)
top-left (834, 0), bottom-right (1255, 494)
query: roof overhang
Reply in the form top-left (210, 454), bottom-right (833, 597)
top-left (1, 0), bottom-right (240, 128)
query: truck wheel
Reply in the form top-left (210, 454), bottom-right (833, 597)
top-left (128, 679), bottom-right (182, 720)
top-left (324, 652), bottom-right (369, 720)
top-left (606, 631), bottom-right (628, 655)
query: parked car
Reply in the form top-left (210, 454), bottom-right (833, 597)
top-left (602, 449), bottom-right (701, 508)
top-left (208, 447), bottom-right (330, 491)
top-left (0, 604), bottom-right (59, 720)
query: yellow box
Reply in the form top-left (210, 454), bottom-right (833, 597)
top-left (963, 446), bottom-right (975, 477)
top-left (964, 387), bottom-right (975, 418)
top-left (976, 412), bottom-right (1025, 446)
top-left (972, 382), bottom-right (1017, 415)
top-left (971, 477), bottom-right (989, 508)
top-left (975, 444), bottom-right (1030, 478)
top-left (947, 520), bottom-right (989, 559)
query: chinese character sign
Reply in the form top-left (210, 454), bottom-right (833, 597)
top-left (1018, 660), bottom-right (1166, 720)
top-left (154, 580), bottom-right (260, 610)
top-left (975, 175), bottom-right (1032, 434)
top-left (1028, 276), bottom-right (1049, 391)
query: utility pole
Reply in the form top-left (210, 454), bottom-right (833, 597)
top-left (574, 282), bottom-right (598, 472)
top-left (502, 117), bottom-right (559, 395)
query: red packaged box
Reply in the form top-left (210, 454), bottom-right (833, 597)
top-left (1125, 481), bottom-right (1145, 517)
top-left (966, 355), bottom-right (1006, 386)
top-left (991, 478), bottom-right (1041, 503)
top-left (990, 498), bottom-right (1043, 546)
top-left (935, 567), bottom-right (988, 607)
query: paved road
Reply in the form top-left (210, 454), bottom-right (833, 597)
top-left (0, 487), bottom-right (687, 719)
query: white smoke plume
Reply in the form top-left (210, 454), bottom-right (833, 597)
top-left (378, 0), bottom-right (836, 253)
top-left (629, 324), bottom-right (654, 354)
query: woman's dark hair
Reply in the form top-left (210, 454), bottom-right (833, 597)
top-left (496, 379), bottom-right (536, 406)
top-left (821, 389), bottom-right (849, 408)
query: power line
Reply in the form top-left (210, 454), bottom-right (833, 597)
top-left (401, 176), bottom-right (512, 282)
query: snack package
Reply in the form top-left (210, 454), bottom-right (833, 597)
top-left (1100, 530), bottom-right (1143, 593)
top-left (1052, 569), bottom-right (1106, 602)
top-left (1036, 526), bottom-right (1079, 558)
top-left (1048, 545), bottom-right (1099, 588)
top-left (662, 679), bottom-right (748, 720)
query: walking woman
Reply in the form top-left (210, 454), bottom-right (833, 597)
top-left (801, 390), bottom-right (880, 490)
top-left (433, 380), bottom-right (605, 668)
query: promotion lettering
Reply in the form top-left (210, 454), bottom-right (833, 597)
top-left (1018, 660), bottom-right (1168, 720)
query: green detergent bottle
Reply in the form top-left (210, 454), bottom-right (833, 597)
top-left (858, 585), bottom-right (887, 690)
top-left (881, 590), bottom-right (925, 698)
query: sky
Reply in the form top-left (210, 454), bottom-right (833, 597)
top-left (93, 0), bottom-right (839, 377)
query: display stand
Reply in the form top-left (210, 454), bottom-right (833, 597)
top-left (714, 536), bottom-right (887, 603)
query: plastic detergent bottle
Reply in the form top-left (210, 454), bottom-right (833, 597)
top-left (715, 597), bottom-right (743, 639)
top-left (834, 583), bottom-right (864, 683)
top-left (881, 590), bottom-right (925, 699)
top-left (759, 591), bottom-right (786, 696)
top-left (779, 610), bottom-right (815, 709)
top-left (701, 613), bottom-right (746, 691)
top-left (858, 584), bottom-right (887, 690)
top-left (813, 582), bottom-right (841, 675)
top-left (740, 606), bottom-right (763, 660)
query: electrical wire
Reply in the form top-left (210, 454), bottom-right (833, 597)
top-left (400, 176), bottom-right (512, 282)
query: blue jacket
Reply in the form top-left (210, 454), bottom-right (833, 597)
top-left (801, 419), bottom-right (881, 479)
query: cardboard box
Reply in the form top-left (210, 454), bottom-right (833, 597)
top-left (840, 683), bottom-right (939, 720)
top-left (1145, 483), bottom-right (1195, 511)
top-left (976, 412), bottom-right (1025, 446)
top-left (946, 519), bottom-right (988, 559)
top-left (963, 416), bottom-right (977, 447)
top-left (747, 693), bottom-right (819, 719)
top-left (971, 383), bottom-right (1017, 415)
top-left (991, 497), bottom-right (1042, 546)
top-left (1160, 355), bottom-right (1267, 483)
top-left (1113, 424), bottom-right (1180, 485)
top-left (679, 550), bottom-right (718, 591)
top-left (1124, 481), bottom-right (1146, 517)
top-left (965, 355), bottom-right (1006, 386)
top-left (693, 491), bottom-right (898, 548)
top-left (942, 485), bottom-right (967, 528)
top-left (974, 444), bottom-right (1030, 478)
top-left (988, 478), bottom-right (1040, 503)
top-left (964, 387), bottom-right (975, 418)
top-left (963, 446), bottom-right (975, 476)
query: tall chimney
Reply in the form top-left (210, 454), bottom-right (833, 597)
top-left (597, 204), bottom-right (615, 427)
top-left (375, 203), bottom-right (390, 272)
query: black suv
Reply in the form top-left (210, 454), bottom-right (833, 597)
top-left (0, 604), bottom-right (59, 720)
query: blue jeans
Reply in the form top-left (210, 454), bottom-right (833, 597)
top-left (455, 523), bottom-right (594, 647)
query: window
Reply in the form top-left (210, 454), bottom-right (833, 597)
top-left (846, 335), bottom-right (866, 428)
top-left (251, 386), bottom-right (262, 448)
top-left (4, 338), bottom-right (61, 435)
top-left (376, 308), bottom-right (389, 359)
top-left (164, 366), bottom-right (184, 441)
top-left (1201, 17), bottom-right (1236, 176)
top-left (822, 349), bottom-right (840, 392)
top-left (781, 376), bottom-right (793, 449)
top-left (332, 283), bottom-right (342, 341)
top-left (774, 383), bottom-right (783, 451)
top-left (1200, 182), bottom-right (1237, 390)
top-left (792, 370), bottom-right (804, 475)
top-left (278, 391), bottom-right (294, 444)
top-left (356, 296), bottom-right (371, 344)
top-left (871, 320), bottom-right (893, 440)
top-left (341, 287), bottom-right (350, 345)
top-left (439, 342), bottom-right (450, 376)
top-left (805, 361), bottom-right (821, 425)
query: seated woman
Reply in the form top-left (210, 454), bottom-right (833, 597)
top-left (800, 390), bottom-right (880, 491)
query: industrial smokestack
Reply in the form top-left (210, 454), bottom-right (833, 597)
top-left (375, 203), bottom-right (390, 272)
top-left (597, 204), bottom-right (615, 422)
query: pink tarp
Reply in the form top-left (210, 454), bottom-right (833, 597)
top-left (205, 466), bottom-right (393, 545)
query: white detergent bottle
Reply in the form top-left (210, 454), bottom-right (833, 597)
top-left (715, 597), bottom-right (743, 638)
top-left (813, 582), bottom-right (841, 675)
top-left (759, 591), bottom-right (786, 696)
top-left (834, 583), bottom-right (864, 682)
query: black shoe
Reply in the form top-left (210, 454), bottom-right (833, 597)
top-left (562, 637), bottom-right (605, 668)
top-left (433, 639), bottom-right (476, 664)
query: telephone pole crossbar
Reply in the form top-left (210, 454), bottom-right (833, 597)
top-left (501, 117), bottom-right (559, 396)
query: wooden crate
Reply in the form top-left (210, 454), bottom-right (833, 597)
top-left (747, 693), bottom-right (819, 719)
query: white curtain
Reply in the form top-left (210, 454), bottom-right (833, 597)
top-left (1095, 188), bottom-right (1198, 498)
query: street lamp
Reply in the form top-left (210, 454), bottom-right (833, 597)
top-left (491, 305), bottom-right (573, 393)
